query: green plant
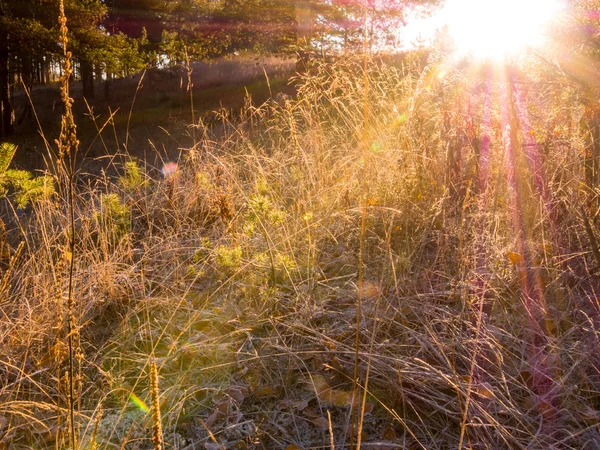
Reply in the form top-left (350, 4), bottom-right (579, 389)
top-left (0, 143), bottom-right (54, 208)
top-left (96, 193), bottom-right (131, 242)
top-left (119, 160), bottom-right (147, 191)
top-left (214, 244), bottom-right (242, 270)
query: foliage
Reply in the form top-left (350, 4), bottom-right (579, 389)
top-left (0, 170), bottom-right (55, 208)
top-left (214, 244), bottom-right (243, 270)
top-left (0, 142), bottom-right (16, 174)
top-left (0, 143), bottom-right (55, 207)
top-left (95, 193), bottom-right (130, 241)
top-left (119, 160), bottom-right (147, 191)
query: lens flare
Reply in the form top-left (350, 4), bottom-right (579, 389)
top-left (442, 0), bottom-right (564, 60)
top-left (162, 162), bottom-right (178, 178)
top-left (129, 393), bottom-right (150, 413)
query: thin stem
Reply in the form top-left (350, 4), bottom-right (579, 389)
top-left (349, 2), bottom-right (370, 449)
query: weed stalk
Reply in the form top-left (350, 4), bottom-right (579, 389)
top-left (56, 2), bottom-right (79, 448)
top-left (349, 2), bottom-right (370, 448)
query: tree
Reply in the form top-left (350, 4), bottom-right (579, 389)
top-left (0, 3), bottom-right (12, 138)
top-left (64, 0), bottom-right (107, 99)
top-left (0, 0), bottom-right (58, 138)
top-left (98, 30), bottom-right (149, 99)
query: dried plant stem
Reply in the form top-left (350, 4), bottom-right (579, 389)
top-left (327, 410), bottom-right (335, 450)
top-left (57, 2), bottom-right (79, 448)
top-left (184, 46), bottom-right (197, 145)
top-left (89, 406), bottom-right (103, 450)
top-left (357, 296), bottom-right (381, 450)
top-left (150, 358), bottom-right (164, 450)
top-left (581, 206), bottom-right (600, 269)
top-left (125, 70), bottom-right (146, 153)
top-left (349, 3), bottom-right (370, 449)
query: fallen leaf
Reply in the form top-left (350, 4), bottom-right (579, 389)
top-left (476, 383), bottom-right (494, 399)
top-left (303, 406), bottom-right (319, 418)
top-left (325, 341), bottom-right (337, 351)
top-left (255, 386), bottom-right (276, 397)
top-left (359, 281), bottom-right (380, 299)
top-left (330, 390), bottom-right (352, 407)
top-left (225, 386), bottom-right (246, 404)
top-left (311, 375), bottom-right (332, 399)
top-left (382, 426), bottom-right (396, 441)
top-left (507, 251), bottom-right (523, 265)
top-left (313, 416), bottom-right (330, 429)
top-left (523, 395), bottom-right (536, 410)
top-left (290, 399), bottom-right (309, 411)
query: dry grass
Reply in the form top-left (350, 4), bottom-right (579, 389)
top-left (1, 52), bottom-right (600, 450)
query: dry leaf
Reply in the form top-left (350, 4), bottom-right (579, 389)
top-left (507, 251), bottom-right (523, 265)
top-left (289, 399), bottom-right (309, 411)
top-left (359, 281), bottom-right (380, 299)
top-left (255, 386), bottom-right (276, 397)
top-left (330, 390), bottom-right (352, 407)
top-left (310, 374), bottom-right (356, 408)
top-left (313, 416), bottom-right (330, 429)
top-left (311, 375), bottom-right (332, 399)
top-left (303, 406), bottom-right (319, 419)
top-left (476, 383), bottom-right (494, 399)
top-left (225, 386), bottom-right (246, 404)
top-left (285, 445), bottom-right (302, 450)
top-left (523, 395), bottom-right (536, 410)
top-left (382, 426), bottom-right (396, 441)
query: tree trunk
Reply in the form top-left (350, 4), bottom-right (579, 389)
top-left (104, 71), bottom-right (112, 101)
top-left (45, 59), bottom-right (51, 83)
top-left (94, 63), bottom-right (103, 87)
top-left (17, 52), bottom-right (33, 125)
top-left (37, 58), bottom-right (42, 84)
top-left (0, 29), bottom-right (13, 139)
top-left (81, 58), bottom-right (95, 100)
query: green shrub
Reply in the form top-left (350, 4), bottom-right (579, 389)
top-left (119, 160), bottom-right (147, 191)
top-left (96, 193), bottom-right (131, 241)
top-left (0, 143), bottom-right (55, 208)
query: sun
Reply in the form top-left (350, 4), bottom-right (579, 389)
top-left (441, 0), bottom-right (565, 60)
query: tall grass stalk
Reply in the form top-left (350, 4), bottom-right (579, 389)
top-left (124, 70), bottom-right (146, 153)
top-left (349, 2), bottom-right (371, 449)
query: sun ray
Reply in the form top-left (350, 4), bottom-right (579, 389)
top-left (442, 0), bottom-right (565, 60)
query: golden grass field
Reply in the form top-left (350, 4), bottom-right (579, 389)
top-left (1, 29), bottom-right (600, 450)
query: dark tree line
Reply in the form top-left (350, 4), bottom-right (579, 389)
top-left (0, 0), bottom-right (440, 139)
